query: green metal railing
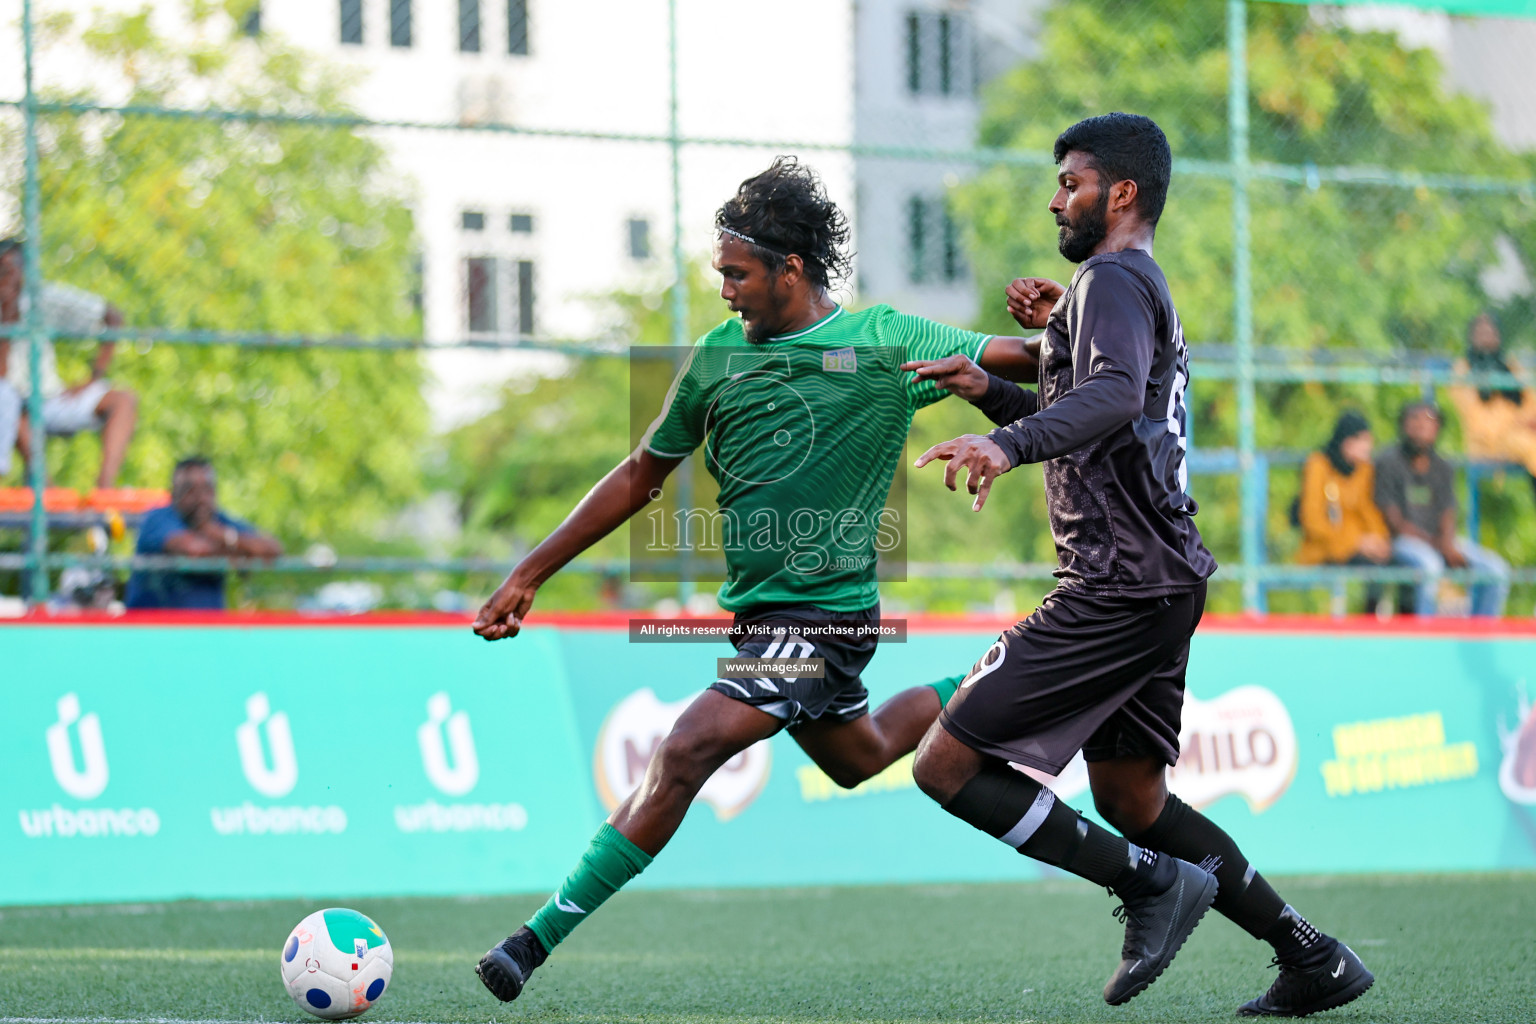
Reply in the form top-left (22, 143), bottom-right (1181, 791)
top-left (19, 0), bottom-right (49, 603)
top-left (6, 0), bottom-right (1535, 612)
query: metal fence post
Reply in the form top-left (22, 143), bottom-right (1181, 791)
top-left (1229, 0), bottom-right (1259, 613)
top-left (20, 0), bottom-right (50, 607)
top-left (667, 0), bottom-right (694, 606)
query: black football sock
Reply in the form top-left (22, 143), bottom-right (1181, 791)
top-left (1129, 793), bottom-right (1327, 963)
top-left (1262, 905), bottom-right (1334, 969)
top-left (942, 763), bottom-right (1175, 894)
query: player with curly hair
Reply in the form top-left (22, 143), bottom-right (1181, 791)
top-left (470, 157), bottom-right (1043, 1004)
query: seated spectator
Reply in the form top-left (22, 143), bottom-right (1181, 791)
top-left (1448, 310), bottom-right (1536, 502)
top-left (125, 457), bottom-right (283, 610)
top-left (0, 237), bottom-right (139, 488)
top-left (1296, 410), bottom-right (1391, 576)
top-left (1375, 401), bottom-right (1509, 617)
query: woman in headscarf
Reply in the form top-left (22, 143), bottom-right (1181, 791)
top-left (1295, 410), bottom-right (1391, 569)
top-left (1448, 311), bottom-right (1536, 501)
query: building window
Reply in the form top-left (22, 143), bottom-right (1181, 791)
top-left (509, 213), bottom-right (534, 234)
top-left (390, 0), bottom-right (412, 47)
top-left (508, 0), bottom-right (529, 55)
top-left (905, 13), bottom-right (920, 93)
top-left (517, 259), bottom-right (535, 335)
top-left (907, 195), bottom-right (965, 284)
top-left (461, 210), bottom-right (486, 231)
top-left (340, 0), bottom-right (363, 45)
top-left (905, 10), bottom-right (972, 97)
top-left (466, 257), bottom-right (499, 333)
top-left (241, 2), bottom-right (262, 37)
top-left (459, 0), bottom-right (481, 53)
top-left (627, 218), bottom-right (651, 260)
top-left (464, 257), bottom-right (536, 335)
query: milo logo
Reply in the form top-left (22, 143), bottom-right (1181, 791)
top-left (1169, 686), bottom-right (1298, 812)
top-left (593, 688), bottom-right (771, 820)
top-left (1498, 681), bottom-right (1536, 805)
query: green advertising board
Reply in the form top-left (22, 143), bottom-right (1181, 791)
top-left (2, 620), bottom-right (1533, 905)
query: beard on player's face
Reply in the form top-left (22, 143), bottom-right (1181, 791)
top-left (741, 273), bottom-right (791, 343)
top-left (1056, 187), bottom-right (1110, 263)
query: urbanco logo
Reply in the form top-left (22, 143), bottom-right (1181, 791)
top-left (593, 688), bottom-right (770, 820)
top-left (46, 693), bottom-right (108, 800)
top-left (236, 692), bottom-right (298, 798)
top-left (395, 692), bottom-right (523, 834)
top-left (418, 692), bottom-right (479, 796)
top-left (22, 693), bottom-right (159, 839)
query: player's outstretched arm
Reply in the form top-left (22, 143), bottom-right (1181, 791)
top-left (977, 335), bottom-right (1042, 383)
top-left (901, 353), bottom-right (1038, 426)
top-left (473, 448), bottom-right (682, 641)
top-left (900, 353), bottom-right (990, 400)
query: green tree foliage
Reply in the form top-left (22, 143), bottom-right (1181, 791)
top-left (953, 0), bottom-right (1536, 598)
top-left (6, 1), bottom-right (427, 547)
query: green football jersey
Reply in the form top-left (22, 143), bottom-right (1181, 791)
top-left (641, 304), bottom-right (992, 612)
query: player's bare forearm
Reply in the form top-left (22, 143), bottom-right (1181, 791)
top-left (474, 448), bottom-right (679, 640)
top-left (978, 335), bottom-right (1040, 383)
top-left (521, 448), bottom-right (677, 583)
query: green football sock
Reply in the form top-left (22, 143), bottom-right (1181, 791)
top-left (526, 822), bottom-right (653, 952)
top-left (928, 674), bottom-right (964, 708)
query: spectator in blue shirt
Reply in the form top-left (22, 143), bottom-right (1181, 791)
top-left (125, 457), bottom-right (283, 609)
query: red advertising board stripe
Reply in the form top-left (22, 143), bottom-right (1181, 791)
top-left (4, 608), bottom-right (1536, 638)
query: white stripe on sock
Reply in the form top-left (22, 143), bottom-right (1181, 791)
top-left (1000, 787), bottom-right (1056, 848)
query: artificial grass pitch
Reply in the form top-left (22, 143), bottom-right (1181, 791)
top-left (1, 873), bottom-right (1531, 1023)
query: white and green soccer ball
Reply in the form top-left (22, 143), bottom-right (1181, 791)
top-left (280, 908), bottom-right (394, 1019)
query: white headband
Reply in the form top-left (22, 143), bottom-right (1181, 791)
top-left (718, 225), bottom-right (790, 256)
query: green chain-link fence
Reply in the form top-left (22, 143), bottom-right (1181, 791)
top-left (3, 0), bottom-right (1536, 615)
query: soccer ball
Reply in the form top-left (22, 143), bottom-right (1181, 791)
top-left (280, 908), bottom-right (394, 1019)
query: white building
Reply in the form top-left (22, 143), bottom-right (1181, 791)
top-left (278, 0), bottom-right (1018, 423)
top-left (259, 0), bottom-right (868, 426)
top-left (853, 0), bottom-right (1042, 326)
